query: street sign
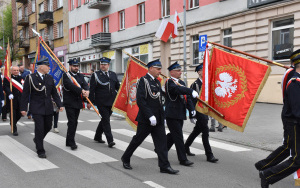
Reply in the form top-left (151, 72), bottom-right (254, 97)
top-left (199, 35), bottom-right (207, 52)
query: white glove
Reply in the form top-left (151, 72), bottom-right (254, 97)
top-left (192, 90), bottom-right (198, 98)
top-left (149, 116), bottom-right (157, 126)
top-left (1, 100), bottom-right (4, 107)
top-left (190, 118), bottom-right (197, 124)
top-left (191, 110), bottom-right (196, 117)
top-left (8, 94), bottom-right (14, 100)
top-left (164, 119), bottom-right (167, 126)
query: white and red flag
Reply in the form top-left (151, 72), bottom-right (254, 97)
top-left (155, 19), bottom-right (174, 42)
top-left (172, 10), bottom-right (180, 38)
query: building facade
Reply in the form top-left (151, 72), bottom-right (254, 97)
top-left (12, 0), bottom-right (69, 68)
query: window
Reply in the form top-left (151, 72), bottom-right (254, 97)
top-left (39, 3), bottom-right (44, 13)
top-left (58, 21), bottom-right (63, 38)
top-left (31, 0), bottom-right (35, 12)
top-left (57, 0), bottom-right (63, 8)
top-left (40, 29), bottom-right (45, 39)
top-left (71, 28), bottom-right (75, 43)
top-left (189, 0), bottom-right (199, 9)
top-left (84, 0), bottom-right (89, 4)
top-left (85, 22), bottom-right (90, 38)
top-left (138, 3), bottom-right (145, 24)
top-left (71, 0), bottom-right (74, 10)
top-left (119, 10), bottom-right (125, 30)
top-left (25, 27), bottom-right (29, 38)
top-left (19, 30), bottom-right (23, 39)
top-left (223, 28), bottom-right (232, 47)
top-left (272, 18), bottom-right (294, 61)
top-left (161, 0), bottom-right (170, 17)
top-left (77, 0), bottom-right (81, 7)
top-left (18, 8), bottom-right (22, 21)
top-left (103, 17), bottom-right (109, 33)
top-left (24, 7), bottom-right (28, 16)
top-left (192, 35), bottom-right (199, 64)
top-left (78, 26), bottom-right (82, 41)
top-left (48, 25), bottom-right (53, 40)
top-left (32, 23), bottom-right (36, 36)
top-left (48, 0), bottom-right (53, 11)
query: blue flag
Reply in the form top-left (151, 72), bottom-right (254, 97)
top-left (34, 40), bottom-right (64, 88)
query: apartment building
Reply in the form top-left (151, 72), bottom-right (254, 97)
top-left (12, 0), bottom-right (69, 68)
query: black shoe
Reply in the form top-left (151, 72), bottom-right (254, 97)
top-left (209, 127), bottom-right (215, 132)
top-left (121, 158), bottom-right (132, 170)
top-left (218, 126), bottom-right (223, 132)
top-left (108, 142), bottom-right (115, 148)
top-left (160, 167), bottom-right (179, 174)
top-left (255, 162), bottom-right (262, 171)
top-left (185, 147), bottom-right (195, 156)
top-left (13, 131), bottom-right (18, 136)
top-left (180, 160), bottom-right (194, 166)
top-left (38, 154), bottom-right (47, 158)
top-left (33, 138), bottom-right (36, 143)
top-left (207, 156), bottom-right (219, 163)
top-left (70, 145), bottom-right (78, 150)
top-left (259, 171), bottom-right (269, 188)
top-left (94, 138), bottom-right (105, 143)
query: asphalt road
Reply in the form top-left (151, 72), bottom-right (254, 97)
top-left (0, 103), bottom-right (296, 188)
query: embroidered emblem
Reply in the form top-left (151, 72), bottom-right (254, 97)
top-left (215, 72), bottom-right (237, 98)
top-left (127, 79), bottom-right (137, 107)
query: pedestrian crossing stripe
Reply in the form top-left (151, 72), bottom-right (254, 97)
top-left (112, 129), bottom-right (205, 155)
top-left (32, 132), bottom-right (117, 164)
top-left (76, 130), bottom-right (158, 159)
top-left (0, 122), bottom-right (10, 126)
top-left (0, 135), bottom-right (58, 172)
top-left (22, 121), bottom-right (35, 125)
top-left (58, 120), bottom-right (84, 123)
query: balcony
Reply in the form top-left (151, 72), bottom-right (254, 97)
top-left (90, 32), bottom-right (111, 48)
top-left (17, 16), bottom-right (29, 26)
top-left (16, 0), bottom-right (27, 4)
top-left (38, 11), bottom-right (53, 24)
top-left (19, 38), bottom-right (30, 49)
top-left (88, 0), bottom-right (110, 9)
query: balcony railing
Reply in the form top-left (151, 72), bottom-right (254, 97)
top-left (88, 0), bottom-right (110, 9)
top-left (17, 16), bottom-right (29, 26)
top-left (19, 38), bottom-right (30, 48)
top-left (91, 32), bottom-right (111, 47)
top-left (16, 0), bottom-right (27, 4)
top-left (39, 11), bottom-right (53, 24)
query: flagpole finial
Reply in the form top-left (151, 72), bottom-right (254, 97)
top-left (32, 29), bottom-right (41, 37)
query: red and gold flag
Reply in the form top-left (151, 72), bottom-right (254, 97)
top-left (197, 47), bottom-right (271, 132)
top-left (112, 58), bottom-right (148, 130)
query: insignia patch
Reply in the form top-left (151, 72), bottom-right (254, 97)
top-left (39, 83), bottom-right (41, 85)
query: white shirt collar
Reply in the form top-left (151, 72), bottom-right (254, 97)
top-left (37, 71), bottom-right (44, 79)
top-left (147, 73), bottom-right (155, 80)
top-left (101, 70), bottom-right (109, 75)
top-left (171, 76), bottom-right (179, 82)
top-left (70, 71), bottom-right (77, 76)
top-left (198, 77), bottom-right (202, 82)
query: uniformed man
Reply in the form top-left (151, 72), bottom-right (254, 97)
top-left (259, 53), bottom-right (300, 188)
top-left (255, 50), bottom-right (299, 172)
top-left (165, 62), bottom-right (198, 166)
top-left (3, 66), bottom-right (23, 136)
top-left (87, 57), bottom-right (120, 148)
top-left (121, 59), bottom-right (179, 174)
top-left (20, 57), bottom-right (63, 158)
top-left (63, 58), bottom-right (89, 150)
top-left (184, 63), bottom-right (218, 163)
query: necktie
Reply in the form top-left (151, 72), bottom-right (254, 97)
top-left (42, 75), bottom-right (44, 80)
top-left (105, 72), bottom-right (109, 77)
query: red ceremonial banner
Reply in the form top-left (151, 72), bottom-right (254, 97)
top-left (197, 47), bottom-right (271, 132)
top-left (112, 58), bottom-right (149, 130)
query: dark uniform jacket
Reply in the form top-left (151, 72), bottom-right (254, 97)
top-left (190, 78), bottom-right (209, 120)
top-left (20, 72), bottom-right (62, 115)
top-left (165, 78), bottom-right (194, 120)
top-left (62, 71), bottom-right (89, 109)
top-left (89, 70), bottom-right (120, 107)
top-left (136, 73), bottom-right (164, 125)
top-left (282, 68), bottom-right (295, 119)
top-left (283, 72), bottom-right (300, 120)
top-left (3, 75), bottom-right (23, 110)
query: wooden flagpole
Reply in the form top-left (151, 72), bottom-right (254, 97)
top-left (7, 40), bottom-right (13, 133)
top-left (208, 41), bottom-right (290, 69)
top-left (39, 37), bottom-right (101, 117)
top-left (123, 50), bottom-right (224, 117)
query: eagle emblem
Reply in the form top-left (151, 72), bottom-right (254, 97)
top-left (215, 72), bottom-right (238, 98)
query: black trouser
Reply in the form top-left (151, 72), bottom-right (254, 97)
top-left (33, 114), bottom-right (53, 155)
top-left (94, 105), bottom-right (113, 144)
top-left (53, 111), bottom-right (59, 128)
top-left (65, 107), bottom-right (80, 146)
top-left (255, 117), bottom-right (290, 170)
top-left (185, 113), bottom-right (213, 157)
top-left (122, 121), bottom-right (170, 169)
top-left (166, 118), bottom-right (187, 162)
top-left (10, 108), bottom-right (21, 133)
top-left (263, 121), bottom-right (300, 184)
top-left (2, 104), bottom-right (7, 120)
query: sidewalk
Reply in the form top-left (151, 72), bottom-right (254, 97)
top-left (183, 103), bottom-right (284, 151)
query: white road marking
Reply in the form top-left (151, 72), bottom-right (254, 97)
top-left (144, 181), bottom-right (165, 188)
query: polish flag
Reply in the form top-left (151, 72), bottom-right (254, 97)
top-left (0, 46), bottom-right (3, 50)
top-left (172, 10), bottom-right (180, 38)
top-left (155, 19), bottom-right (174, 42)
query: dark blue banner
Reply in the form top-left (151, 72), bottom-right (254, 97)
top-left (34, 41), bottom-right (64, 88)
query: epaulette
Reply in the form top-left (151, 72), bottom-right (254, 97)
top-left (286, 77), bottom-right (300, 90)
